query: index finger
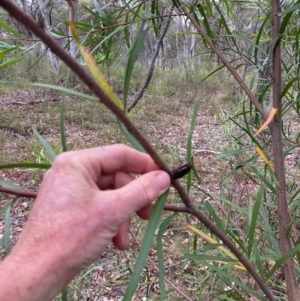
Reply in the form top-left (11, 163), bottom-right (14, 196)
top-left (76, 144), bottom-right (159, 178)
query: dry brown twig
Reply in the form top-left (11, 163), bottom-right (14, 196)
top-left (0, 1), bottom-right (275, 300)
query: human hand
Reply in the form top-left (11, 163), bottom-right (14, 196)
top-left (0, 144), bottom-right (170, 301)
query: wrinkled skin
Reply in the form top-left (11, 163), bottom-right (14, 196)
top-left (0, 144), bottom-right (170, 301)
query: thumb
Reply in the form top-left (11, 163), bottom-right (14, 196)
top-left (107, 171), bottom-right (170, 217)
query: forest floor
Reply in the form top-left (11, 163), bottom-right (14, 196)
top-left (0, 86), bottom-right (232, 301)
top-left (1, 86), bottom-right (299, 301)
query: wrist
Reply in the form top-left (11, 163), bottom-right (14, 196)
top-left (0, 241), bottom-right (76, 301)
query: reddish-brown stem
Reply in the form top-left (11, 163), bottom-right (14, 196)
top-left (0, 1), bottom-right (274, 300)
top-left (270, 1), bottom-right (300, 300)
top-left (0, 186), bottom-right (38, 198)
top-left (0, 186), bottom-right (188, 213)
top-left (163, 204), bottom-right (189, 213)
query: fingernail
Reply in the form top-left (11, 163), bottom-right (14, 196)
top-left (155, 172), bottom-right (170, 192)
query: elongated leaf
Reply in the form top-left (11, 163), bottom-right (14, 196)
top-left (184, 254), bottom-right (239, 265)
top-left (191, 157), bottom-right (201, 184)
top-left (186, 101), bottom-right (199, 192)
top-left (123, 191), bottom-right (169, 301)
top-left (260, 204), bottom-right (281, 257)
top-left (33, 129), bottom-right (57, 161)
top-left (157, 214), bottom-right (175, 300)
top-left (254, 15), bottom-right (270, 64)
top-left (0, 202), bottom-right (11, 216)
top-left (0, 179), bottom-right (25, 190)
top-left (123, 22), bottom-right (148, 111)
top-left (250, 166), bottom-right (276, 193)
top-left (60, 98), bottom-right (67, 152)
top-left (0, 162), bottom-right (51, 169)
top-left (61, 287), bottom-right (68, 301)
top-left (0, 21), bottom-right (21, 37)
top-left (197, 262), bottom-right (263, 299)
top-left (0, 46), bottom-right (19, 60)
top-left (29, 83), bottom-right (98, 101)
top-left (247, 186), bottom-right (263, 257)
top-left (187, 224), bottom-right (245, 270)
top-left (254, 146), bottom-right (274, 171)
top-left (253, 241), bottom-right (265, 279)
top-left (70, 22), bottom-right (125, 112)
top-left (116, 119), bottom-right (145, 152)
top-left (124, 15), bottom-right (131, 48)
top-left (197, 4), bottom-right (215, 41)
top-left (0, 57), bottom-right (22, 68)
top-left (93, 0), bottom-right (109, 22)
top-left (151, 0), bottom-right (159, 38)
top-left (4, 202), bottom-right (11, 256)
top-left (204, 202), bottom-right (224, 231)
top-left (266, 241), bottom-right (300, 280)
top-left (254, 108), bottom-right (277, 137)
top-left (282, 2), bottom-right (300, 16)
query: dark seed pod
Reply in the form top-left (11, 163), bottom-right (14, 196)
top-left (170, 163), bottom-right (192, 180)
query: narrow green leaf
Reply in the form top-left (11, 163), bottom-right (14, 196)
top-left (4, 202), bottom-right (11, 256)
top-left (50, 30), bottom-right (66, 38)
top-left (191, 157), bottom-right (201, 184)
top-left (116, 119), bottom-right (145, 152)
top-left (157, 214), bottom-right (175, 300)
top-left (123, 22), bottom-right (148, 111)
top-left (254, 15), bottom-right (270, 64)
top-left (124, 15), bottom-right (131, 48)
top-left (247, 186), bottom-right (263, 257)
top-left (151, 0), bottom-right (159, 38)
top-left (253, 241), bottom-right (265, 279)
top-left (260, 204), bottom-right (281, 257)
top-left (33, 129), bottom-right (57, 161)
top-left (0, 21), bottom-right (21, 37)
top-left (29, 83), bottom-right (98, 101)
top-left (0, 46), bottom-right (19, 60)
top-left (197, 4), bottom-right (215, 41)
top-left (290, 187), bottom-right (300, 205)
top-left (282, 2), bottom-right (300, 16)
top-left (123, 191), bottom-right (169, 301)
top-left (0, 162), bottom-right (51, 169)
top-left (281, 77), bottom-right (300, 98)
top-left (0, 202), bottom-right (11, 216)
top-left (0, 179), bottom-right (25, 190)
top-left (93, 0), bottom-right (109, 22)
top-left (190, 261), bottom-right (263, 299)
top-left (266, 241), bottom-right (300, 280)
top-left (59, 68), bottom-right (70, 153)
top-left (60, 98), bottom-right (67, 152)
top-left (204, 202), bottom-right (224, 231)
top-left (61, 288), bottom-right (68, 301)
top-left (186, 101), bottom-right (199, 193)
top-left (184, 254), bottom-right (238, 263)
top-left (0, 57), bottom-right (23, 68)
top-left (250, 166), bottom-right (276, 194)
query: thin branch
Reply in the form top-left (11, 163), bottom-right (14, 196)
top-left (0, 186), bottom-right (38, 198)
top-left (0, 185), bottom-right (189, 213)
top-left (163, 204), bottom-right (189, 213)
top-left (128, 16), bottom-right (172, 112)
top-left (179, 3), bottom-right (268, 121)
top-left (0, 2), bottom-right (274, 300)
